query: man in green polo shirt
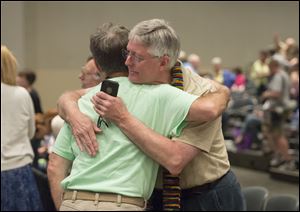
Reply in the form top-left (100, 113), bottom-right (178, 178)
top-left (53, 76), bottom-right (197, 209)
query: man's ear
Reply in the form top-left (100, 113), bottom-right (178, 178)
top-left (159, 55), bottom-right (170, 70)
top-left (94, 59), bottom-right (102, 71)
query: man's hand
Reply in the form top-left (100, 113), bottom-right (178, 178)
top-left (92, 91), bottom-right (129, 126)
top-left (69, 112), bottom-right (101, 156)
top-left (57, 89), bottom-right (101, 156)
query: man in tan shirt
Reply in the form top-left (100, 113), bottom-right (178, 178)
top-left (57, 19), bottom-right (245, 211)
top-left (149, 65), bottom-right (240, 211)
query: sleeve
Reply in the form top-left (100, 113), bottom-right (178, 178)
top-left (268, 74), bottom-right (282, 92)
top-left (173, 70), bottom-right (223, 152)
top-left (52, 123), bottom-right (75, 161)
top-left (160, 87), bottom-right (198, 138)
top-left (26, 93), bottom-right (36, 139)
top-left (172, 117), bottom-right (222, 152)
top-left (250, 63), bottom-right (257, 79)
top-left (182, 67), bottom-right (215, 95)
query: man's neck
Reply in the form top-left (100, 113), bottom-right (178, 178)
top-left (152, 69), bottom-right (172, 85)
top-left (155, 74), bottom-right (172, 85)
top-left (27, 86), bottom-right (33, 92)
top-left (107, 71), bottom-right (128, 79)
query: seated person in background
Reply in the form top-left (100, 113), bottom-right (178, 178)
top-left (186, 53), bottom-right (201, 74)
top-left (36, 109), bottom-right (58, 171)
top-left (51, 114), bottom-right (65, 139)
top-left (211, 56), bottom-right (236, 89)
top-left (235, 106), bottom-right (263, 151)
top-left (16, 69), bottom-right (43, 113)
top-left (31, 113), bottom-right (47, 170)
top-left (231, 67), bottom-right (246, 92)
top-left (31, 110), bottom-right (57, 172)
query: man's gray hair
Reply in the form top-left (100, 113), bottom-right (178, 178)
top-left (129, 19), bottom-right (180, 69)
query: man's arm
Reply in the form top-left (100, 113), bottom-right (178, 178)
top-left (57, 89), bottom-right (101, 156)
top-left (47, 153), bottom-right (72, 210)
top-left (187, 83), bottom-right (230, 122)
top-left (94, 81), bottom-right (229, 124)
top-left (119, 116), bottom-right (200, 176)
top-left (262, 90), bottom-right (281, 100)
top-left (92, 94), bottom-right (198, 175)
top-left (91, 85), bottom-right (229, 175)
top-left (57, 89), bottom-right (86, 122)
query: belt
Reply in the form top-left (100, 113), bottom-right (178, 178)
top-left (63, 190), bottom-right (146, 208)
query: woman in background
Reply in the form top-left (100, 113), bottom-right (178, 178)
top-left (1, 45), bottom-right (43, 211)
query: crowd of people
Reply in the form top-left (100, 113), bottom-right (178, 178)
top-left (220, 36), bottom-right (298, 172)
top-left (1, 18), bottom-right (298, 211)
top-left (174, 34), bottom-right (299, 173)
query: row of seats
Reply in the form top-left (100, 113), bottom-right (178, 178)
top-left (242, 186), bottom-right (299, 211)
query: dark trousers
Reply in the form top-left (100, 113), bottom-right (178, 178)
top-left (148, 170), bottom-right (246, 211)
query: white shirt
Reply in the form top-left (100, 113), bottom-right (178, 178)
top-left (1, 83), bottom-right (35, 171)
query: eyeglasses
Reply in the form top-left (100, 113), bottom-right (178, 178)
top-left (122, 49), bottom-right (158, 64)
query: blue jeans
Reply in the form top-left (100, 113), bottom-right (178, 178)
top-left (148, 170), bottom-right (246, 211)
top-left (1, 164), bottom-right (44, 211)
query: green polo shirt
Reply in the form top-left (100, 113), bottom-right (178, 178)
top-left (53, 77), bottom-right (198, 200)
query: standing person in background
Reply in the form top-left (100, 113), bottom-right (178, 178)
top-left (79, 56), bottom-right (106, 89)
top-left (274, 34), bottom-right (299, 67)
top-left (17, 69), bottom-right (43, 113)
top-left (1, 45), bottom-right (44, 211)
top-left (250, 50), bottom-right (270, 97)
top-left (290, 64), bottom-right (299, 107)
top-left (262, 59), bottom-right (295, 170)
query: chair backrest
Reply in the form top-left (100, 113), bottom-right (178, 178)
top-left (264, 194), bottom-right (299, 211)
top-left (242, 186), bottom-right (269, 211)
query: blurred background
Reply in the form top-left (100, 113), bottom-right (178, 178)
top-left (1, 2), bottom-right (299, 210)
top-left (1, 1), bottom-right (298, 109)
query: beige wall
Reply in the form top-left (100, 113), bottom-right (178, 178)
top-left (1, 1), bottom-right (25, 68)
top-left (1, 1), bottom-right (299, 110)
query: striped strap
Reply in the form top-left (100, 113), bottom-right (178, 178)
top-left (162, 61), bottom-right (183, 211)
